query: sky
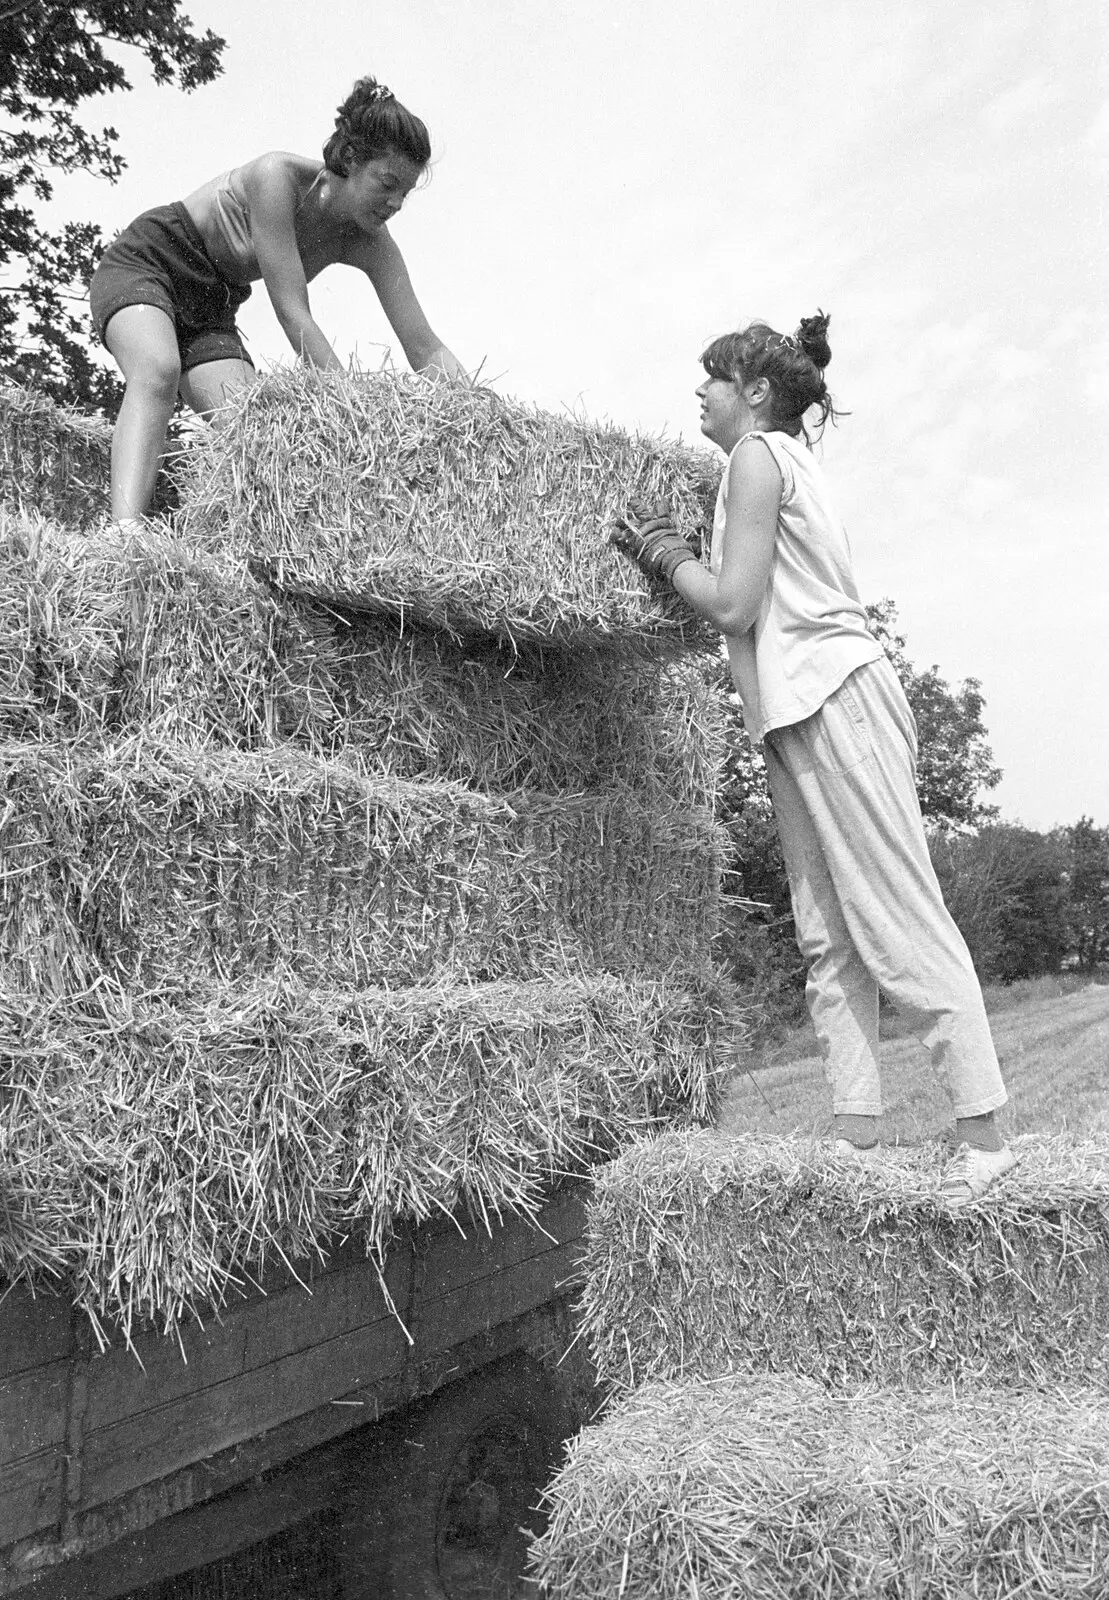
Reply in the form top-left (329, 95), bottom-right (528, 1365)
top-left (51, 0), bottom-right (1109, 830)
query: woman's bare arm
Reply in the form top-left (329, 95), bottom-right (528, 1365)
top-left (243, 154), bottom-right (343, 370)
top-left (352, 227), bottom-right (464, 376)
top-left (672, 437), bottom-right (782, 633)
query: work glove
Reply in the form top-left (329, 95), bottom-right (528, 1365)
top-left (624, 496), bottom-right (706, 547)
top-left (610, 498), bottom-right (701, 583)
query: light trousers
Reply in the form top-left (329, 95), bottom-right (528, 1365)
top-left (762, 657), bottom-right (1007, 1120)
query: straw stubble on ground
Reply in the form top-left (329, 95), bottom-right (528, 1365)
top-left (719, 980), bottom-right (1109, 1142)
top-left (530, 1376), bottom-right (1109, 1599)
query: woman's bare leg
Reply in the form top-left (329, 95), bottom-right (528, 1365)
top-left (178, 357), bottom-right (256, 419)
top-left (104, 305), bottom-right (182, 520)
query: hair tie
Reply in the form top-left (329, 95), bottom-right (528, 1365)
top-left (370, 82), bottom-right (393, 103)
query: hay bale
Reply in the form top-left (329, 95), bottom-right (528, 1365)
top-left (576, 1131), bottom-right (1109, 1393)
top-left (0, 511), bottom-right (725, 805)
top-left (0, 510), bottom-right (287, 746)
top-left (292, 607), bottom-right (726, 807)
top-left (0, 738), bottom-right (726, 994)
top-left (176, 367), bottom-right (722, 650)
top-left (0, 970), bottom-right (737, 1336)
top-left (530, 1375), bottom-right (1109, 1599)
top-left (0, 384), bottom-right (112, 528)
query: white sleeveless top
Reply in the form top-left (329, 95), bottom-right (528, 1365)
top-left (709, 429), bottom-right (882, 740)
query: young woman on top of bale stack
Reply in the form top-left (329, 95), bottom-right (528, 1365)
top-left (611, 312), bottom-right (1017, 1205)
top-left (88, 75), bottom-right (464, 529)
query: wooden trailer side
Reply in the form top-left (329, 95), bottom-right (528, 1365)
top-left (0, 1186), bottom-right (585, 1596)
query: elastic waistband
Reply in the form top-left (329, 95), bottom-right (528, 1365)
top-left (167, 200), bottom-right (214, 259)
top-left (117, 200), bottom-right (225, 277)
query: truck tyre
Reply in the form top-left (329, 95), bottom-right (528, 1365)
top-left (340, 1352), bottom-right (574, 1599)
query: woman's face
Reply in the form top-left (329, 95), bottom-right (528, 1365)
top-left (696, 373), bottom-right (747, 452)
top-left (338, 149), bottom-right (424, 230)
top-left (696, 370), bottom-right (769, 451)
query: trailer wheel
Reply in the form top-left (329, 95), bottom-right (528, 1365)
top-left (341, 1353), bottom-right (573, 1599)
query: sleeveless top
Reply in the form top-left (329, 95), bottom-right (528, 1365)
top-left (709, 429), bottom-right (882, 740)
top-left (186, 169), bottom-right (258, 281)
top-left (186, 167), bottom-right (324, 284)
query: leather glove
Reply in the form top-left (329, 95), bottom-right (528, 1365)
top-left (611, 506), bottom-right (700, 583)
top-left (622, 497), bottom-right (705, 560)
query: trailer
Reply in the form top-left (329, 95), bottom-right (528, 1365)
top-left (1, 1182), bottom-right (591, 1599)
top-left (0, 378), bottom-right (730, 1598)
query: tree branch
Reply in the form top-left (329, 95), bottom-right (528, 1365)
top-left (0, 284), bottom-right (93, 302)
top-left (2, 0), bottom-right (225, 409)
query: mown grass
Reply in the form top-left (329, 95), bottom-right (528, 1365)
top-left (718, 976), bottom-right (1109, 1145)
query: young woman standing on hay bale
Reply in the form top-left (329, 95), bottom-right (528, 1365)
top-left (611, 314), bottom-right (1016, 1205)
top-left (89, 76), bottom-right (464, 526)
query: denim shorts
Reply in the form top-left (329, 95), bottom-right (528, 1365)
top-left (89, 202), bottom-right (254, 372)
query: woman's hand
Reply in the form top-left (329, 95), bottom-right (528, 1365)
top-left (419, 344), bottom-right (471, 381)
top-left (610, 501), bottom-right (701, 583)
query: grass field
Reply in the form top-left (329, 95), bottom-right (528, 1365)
top-left (718, 974), bottom-right (1109, 1145)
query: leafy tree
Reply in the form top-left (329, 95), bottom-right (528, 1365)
top-left (1060, 816), bottom-right (1109, 972)
top-left (865, 600), bottom-right (1001, 829)
top-left (990, 826), bottom-right (1071, 981)
top-left (930, 824), bottom-right (1070, 982)
top-left (0, 0), bottom-right (225, 411)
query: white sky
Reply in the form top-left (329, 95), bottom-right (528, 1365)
top-left (54, 0), bottom-right (1109, 830)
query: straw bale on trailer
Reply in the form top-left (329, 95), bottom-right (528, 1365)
top-left (0, 385), bottom-right (111, 528)
top-left (0, 970), bottom-right (734, 1336)
top-left (0, 511), bottom-right (724, 804)
top-left (0, 737), bottom-right (725, 995)
top-left (291, 605), bottom-right (726, 806)
top-left (177, 368), bottom-right (723, 650)
top-left (0, 511), bottom-right (281, 747)
top-left (576, 1131), bottom-right (1109, 1393)
top-left (530, 1375), bottom-right (1109, 1600)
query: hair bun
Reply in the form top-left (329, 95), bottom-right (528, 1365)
top-left (796, 310), bottom-right (832, 370)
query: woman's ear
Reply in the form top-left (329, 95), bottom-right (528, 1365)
top-left (746, 376), bottom-right (771, 408)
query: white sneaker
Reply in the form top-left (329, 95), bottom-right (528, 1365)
top-left (940, 1143), bottom-right (1018, 1208)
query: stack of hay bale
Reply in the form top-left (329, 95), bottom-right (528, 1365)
top-left (0, 372), bottom-right (741, 1346)
top-left (531, 1132), bottom-right (1109, 1596)
top-left (0, 386), bottom-right (113, 528)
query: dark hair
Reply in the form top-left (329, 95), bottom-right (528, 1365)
top-left (322, 77), bottom-right (431, 177)
top-left (700, 311), bottom-right (844, 440)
